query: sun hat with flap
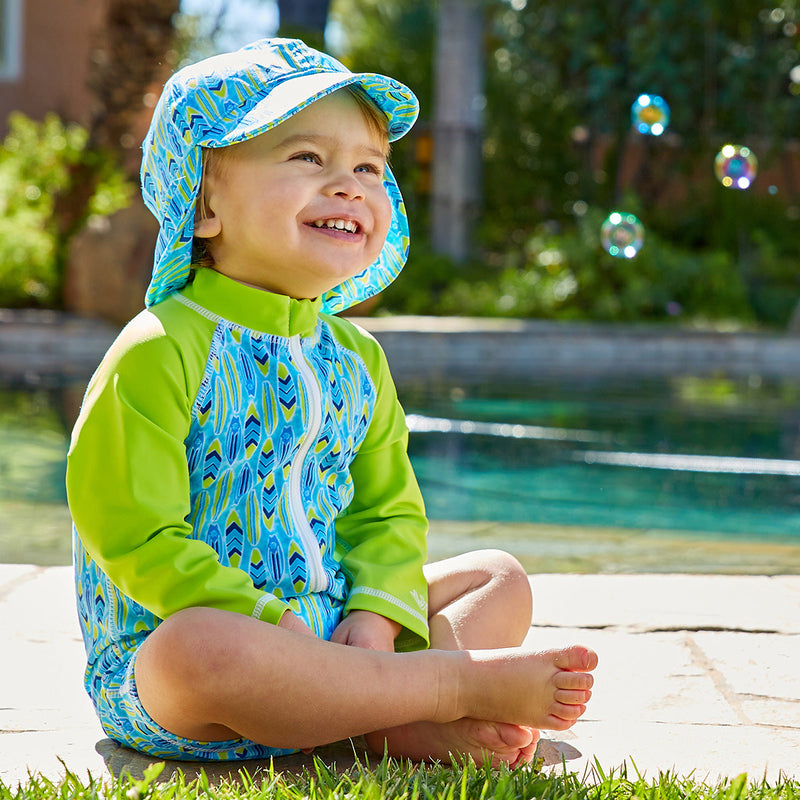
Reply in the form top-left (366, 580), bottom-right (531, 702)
top-left (140, 38), bottom-right (419, 312)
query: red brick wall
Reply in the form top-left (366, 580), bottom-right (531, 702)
top-left (0, 0), bottom-right (107, 132)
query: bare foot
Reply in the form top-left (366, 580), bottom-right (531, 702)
top-left (366, 645), bottom-right (596, 765)
top-left (462, 645), bottom-right (597, 732)
top-left (366, 720), bottom-right (540, 767)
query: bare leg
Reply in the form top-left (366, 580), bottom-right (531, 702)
top-left (424, 549), bottom-right (534, 650)
top-left (134, 591), bottom-right (595, 753)
top-left (364, 550), bottom-right (588, 766)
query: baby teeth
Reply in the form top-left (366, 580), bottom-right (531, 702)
top-left (313, 219), bottom-right (358, 232)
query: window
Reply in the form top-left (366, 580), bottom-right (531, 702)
top-left (0, 0), bottom-right (22, 81)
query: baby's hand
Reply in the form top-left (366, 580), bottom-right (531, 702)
top-left (276, 609), bottom-right (316, 637)
top-left (330, 610), bottom-right (401, 652)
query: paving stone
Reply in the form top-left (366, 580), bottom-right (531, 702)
top-left (3, 568), bottom-right (800, 785)
top-left (555, 721), bottom-right (800, 783)
top-left (527, 627), bottom-right (741, 726)
top-left (687, 631), bottom-right (800, 729)
top-left (0, 731), bottom-right (107, 786)
top-left (0, 563), bottom-right (38, 597)
top-left (530, 574), bottom-right (800, 633)
top-left (738, 699), bottom-right (800, 730)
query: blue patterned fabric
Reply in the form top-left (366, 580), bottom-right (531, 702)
top-left (80, 586), bottom-right (340, 761)
top-left (183, 315), bottom-right (374, 605)
top-left (72, 283), bottom-right (389, 759)
top-left (140, 37), bottom-right (419, 311)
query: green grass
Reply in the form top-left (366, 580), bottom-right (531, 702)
top-left (1, 758), bottom-right (798, 800)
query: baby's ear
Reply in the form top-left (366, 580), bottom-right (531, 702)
top-left (194, 207), bottom-right (221, 239)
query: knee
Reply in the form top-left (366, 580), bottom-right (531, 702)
top-left (472, 548), bottom-right (529, 582)
top-left (140, 607), bottom-right (234, 695)
top-left (474, 549), bottom-right (532, 612)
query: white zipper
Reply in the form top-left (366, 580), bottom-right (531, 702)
top-left (288, 334), bottom-right (328, 592)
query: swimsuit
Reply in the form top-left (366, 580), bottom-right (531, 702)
top-left (68, 268), bottom-right (429, 760)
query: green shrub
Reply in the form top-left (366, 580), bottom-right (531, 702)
top-left (0, 112), bottom-right (132, 308)
top-left (384, 209), bottom-right (765, 326)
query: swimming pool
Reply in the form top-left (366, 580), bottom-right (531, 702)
top-left (2, 374), bottom-right (800, 569)
top-left (402, 375), bottom-right (800, 540)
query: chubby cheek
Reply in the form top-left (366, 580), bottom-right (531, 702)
top-left (370, 191), bottom-right (393, 254)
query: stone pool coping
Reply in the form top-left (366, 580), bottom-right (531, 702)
top-left (3, 309), bottom-right (800, 382)
top-left (2, 565), bottom-right (798, 786)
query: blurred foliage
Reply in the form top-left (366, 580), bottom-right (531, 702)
top-left (384, 207), bottom-right (757, 324)
top-left (330, 0), bottom-right (436, 228)
top-left (7, 0), bottom-right (797, 325)
top-left (332, 0), bottom-right (800, 327)
top-left (0, 113), bottom-right (132, 308)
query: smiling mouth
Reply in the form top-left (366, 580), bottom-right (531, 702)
top-left (310, 218), bottom-right (361, 234)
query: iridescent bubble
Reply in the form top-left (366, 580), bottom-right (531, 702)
top-left (601, 212), bottom-right (645, 259)
top-left (631, 94), bottom-right (670, 136)
top-left (714, 144), bottom-right (758, 190)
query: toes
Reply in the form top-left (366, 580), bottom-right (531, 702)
top-left (494, 722), bottom-right (536, 749)
top-left (554, 688), bottom-right (592, 706)
top-left (510, 737), bottom-right (540, 768)
top-left (544, 715), bottom-right (578, 733)
top-left (523, 725), bottom-right (541, 747)
top-left (553, 646), bottom-right (598, 672)
top-left (463, 722), bottom-right (537, 769)
top-left (554, 670), bottom-right (594, 691)
top-left (545, 702), bottom-right (587, 730)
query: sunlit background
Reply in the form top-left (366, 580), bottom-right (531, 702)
top-left (2, 0), bottom-right (800, 572)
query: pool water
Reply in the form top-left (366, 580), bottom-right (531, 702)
top-left (0, 382), bottom-right (77, 565)
top-left (2, 375), bottom-right (800, 567)
top-left (403, 376), bottom-right (800, 541)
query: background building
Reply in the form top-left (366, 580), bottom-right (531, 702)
top-left (0, 0), bottom-right (106, 134)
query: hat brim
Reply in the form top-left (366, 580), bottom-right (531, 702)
top-left (209, 71), bottom-right (418, 147)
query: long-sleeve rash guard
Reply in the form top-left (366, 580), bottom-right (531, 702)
top-left (68, 268), bottom-right (429, 674)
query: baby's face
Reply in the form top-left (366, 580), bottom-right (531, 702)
top-left (194, 89), bottom-right (392, 299)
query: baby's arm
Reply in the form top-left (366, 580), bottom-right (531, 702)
top-left (334, 399), bottom-right (429, 650)
top-left (68, 314), bottom-right (291, 626)
top-left (329, 320), bottom-right (430, 650)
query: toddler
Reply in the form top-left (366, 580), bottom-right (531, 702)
top-left (67, 38), bottom-right (596, 767)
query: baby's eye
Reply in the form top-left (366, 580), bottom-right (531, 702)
top-left (355, 163), bottom-right (384, 177)
top-left (293, 152), bottom-right (321, 165)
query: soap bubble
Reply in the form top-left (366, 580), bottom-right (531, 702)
top-left (601, 212), bottom-right (645, 259)
top-left (631, 94), bottom-right (670, 136)
top-left (714, 144), bottom-right (758, 190)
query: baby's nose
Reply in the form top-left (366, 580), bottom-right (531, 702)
top-left (325, 171), bottom-right (364, 200)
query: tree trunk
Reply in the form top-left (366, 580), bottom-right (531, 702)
top-left (88, 0), bottom-right (181, 174)
top-left (62, 0), bottom-right (180, 320)
top-left (56, 0), bottom-right (180, 241)
top-left (277, 0), bottom-right (330, 49)
top-left (430, 0), bottom-right (485, 263)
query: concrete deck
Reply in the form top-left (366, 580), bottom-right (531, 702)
top-left (1, 565), bottom-right (798, 787)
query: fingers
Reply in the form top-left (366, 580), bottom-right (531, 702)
top-left (330, 622), bottom-right (376, 649)
top-left (277, 610), bottom-right (316, 637)
top-left (329, 625), bottom-right (349, 646)
top-left (510, 737), bottom-right (540, 768)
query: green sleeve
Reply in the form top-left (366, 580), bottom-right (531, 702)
top-left (330, 320), bottom-right (430, 651)
top-left (66, 308), bottom-right (290, 626)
